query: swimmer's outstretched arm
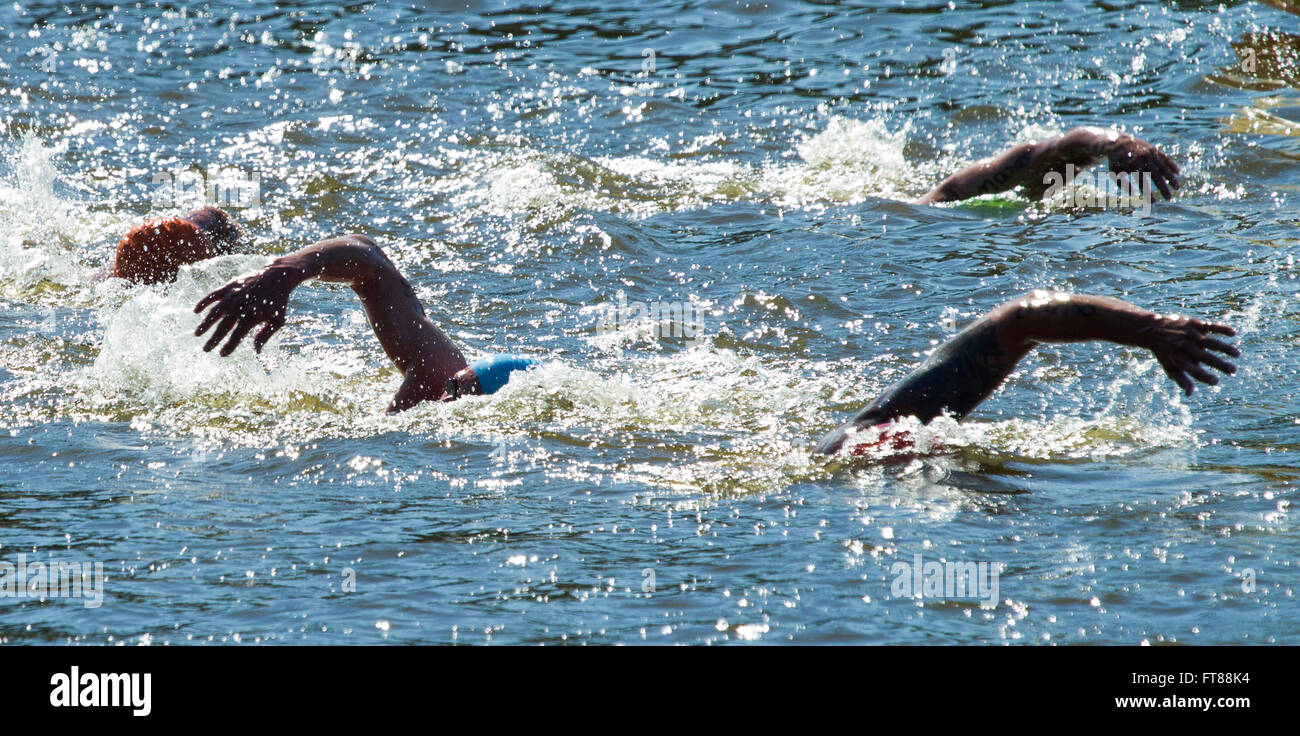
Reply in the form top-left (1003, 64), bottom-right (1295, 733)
top-left (193, 235), bottom-right (467, 412)
top-left (815, 291), bottom-right (1238, 455)
top-left (916, 127), bottom-right (1180, 204)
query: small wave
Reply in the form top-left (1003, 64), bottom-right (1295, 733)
top-left (0, 136), bottom-right (105, 299)
top-left (760, 116), bottom-right (922, 205)
top-left (85, 254), bottom-right (326, 407)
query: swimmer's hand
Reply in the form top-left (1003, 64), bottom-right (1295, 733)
top-left (1138, 314), bottom-right (1238, 395)
top-left (917, 127), bottom-right (1180, 204)
top-left (1000, 292), bottom-right (1237, 396)
top-left (191, 236), bottom-right (466, 414)
top-left (1102, 133), bottom-right (1180, 201)
top-left (815, 293), bottom-right (1240, 456)
top-left (194, 263), bottom-right (301, 356)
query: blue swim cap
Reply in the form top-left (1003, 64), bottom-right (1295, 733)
top-left (469, 354), bottom-right (539, 395)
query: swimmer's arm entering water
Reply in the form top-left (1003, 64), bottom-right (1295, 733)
top-left (193, 235), bottom-right (467, 412)
top-left (916, 127), bottom-right (1180, 204)
top-left (814, 291), bottom-right (1238, 455)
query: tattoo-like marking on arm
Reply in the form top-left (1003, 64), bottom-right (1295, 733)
top-left (976, 148), bottom-right (1033, 194)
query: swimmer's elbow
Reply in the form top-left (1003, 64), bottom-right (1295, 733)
top-left (346, 233), bottom-right (380, 250)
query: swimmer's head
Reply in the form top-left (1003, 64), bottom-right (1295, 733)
top-left (112, 207), bottom-right (242, 284)
top-left (443, 355), bottom-right (539, 400)
top-left (182, 206), bottom-right (243, 251)
top-left (113, 218), bottom-right (218, 284)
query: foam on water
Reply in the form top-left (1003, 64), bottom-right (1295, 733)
top-left (0, 137), bottom-right (102, 299)
top-left (87, 254), bottom-right (314, 406)
top-left (762, 116), bottom-right (921, 205)
top-left (440, 115), bottom-right (944, 223)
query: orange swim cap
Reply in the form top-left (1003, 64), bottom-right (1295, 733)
top-left (112, 218), bottom-right (226, 284)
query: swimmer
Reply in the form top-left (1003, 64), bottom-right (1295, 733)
top-left (105, 128), bottom-right (1170, 282)
top-left (192, 234), bottom-right (537, 411)
top-left (815, 291), bottom-right (1239, 455)
top-left (96, 205), bottom-right (243, 284)
top-left (917, 127), bottom-right (1180, 204)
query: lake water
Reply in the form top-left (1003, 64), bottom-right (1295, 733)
top-left (0, 0), bottom-right (1296, 644)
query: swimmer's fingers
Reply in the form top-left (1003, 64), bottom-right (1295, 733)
top-left (1186, 326), bottom-right (1238, 376)
top-left (1185, 363), bottom-right (1220, 387)
top-left (1122, 170), bottom-right (1140, 197)
top-left (194, 280), bottom-right (249, 337)
top-left (1151, 170), bottom-right (1173, 201)
top-left (1193, 347), bottom-right (1236, 377)
top-left (201, 312), bottom-right (242, 353)
top-left (1204, 342), bottom-right (1239, 369)
top-left (1156, 354), bottom-right (1196, 396)
top-left (1200, 335), bottom-right (1240, 358)
top-left (1112, 144), bottom-right (1179, 200)
top-left (194, 282), bottom-right (236, 316)
top-left (1128, 168), bottom-right (1156, 199)
top-left (195, 294), bottom-right (239, 338)
top-left (1185, 320), bottom-right (1240, 367)
top-left (1154, 351), bottom-right (1201, 397)
top-left (1160, 150), bottom-right (1181, 176)
top-left (1155, 155), bottom-right (1179, 197)
top-left (194, 303), bottom-right (227, 338)
top-left (1146, 149), bottom-right (1180, 195)
top-left (218, 320), bottom-right (258, 358)
top-left (1191, 319), bottom-right (1236, 339)
top-left (252, 315), bottom-right (285, 354)
top-left (1130, 158), bottom-right (1173, 200)
top-left (1154, 331), bottom-right (1239, 396)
